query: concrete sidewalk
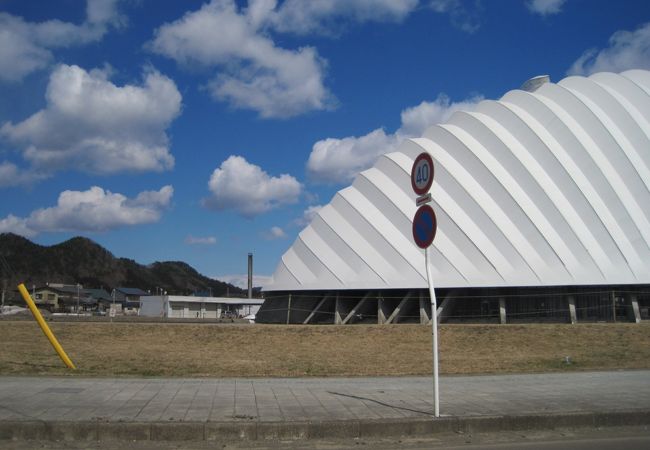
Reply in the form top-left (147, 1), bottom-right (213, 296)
top-left (1, 370), bottom-right (649, 442)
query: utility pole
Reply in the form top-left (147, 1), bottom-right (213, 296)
top-left (77, 283), bottom-right (81, 316)
top-left (111, 288), bottom-right (116, 322)
top-left (248, 253), bottom-right (253, 299)
top-left (286, 294), bottom-right (292, 324)
top-left (0, 253), bottom-right (10, 312)
top-left (1, 279), bottom-right (6, 312)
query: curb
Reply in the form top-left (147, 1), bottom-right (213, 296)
top-left (1, 410), bottom-right (649, 442)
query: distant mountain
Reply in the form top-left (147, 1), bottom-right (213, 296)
top-left (0, 233), bottom-right (247, 299)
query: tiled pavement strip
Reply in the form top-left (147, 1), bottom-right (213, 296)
top-left (0, 370), bottom-right (649, 423)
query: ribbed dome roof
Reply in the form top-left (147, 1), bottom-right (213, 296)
top-left (266, 70), bottom-right (650, 291)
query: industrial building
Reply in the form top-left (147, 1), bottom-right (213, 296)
top-left (258, 70), bottom-right (650, 324)
top-left (139, 295), bottom-right (264, 320)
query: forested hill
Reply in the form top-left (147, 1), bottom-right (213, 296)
top-left (0, 233), bottom-right (246, 297)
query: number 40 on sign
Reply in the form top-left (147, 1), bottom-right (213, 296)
top-left (411, 152), bottom-right (434, 196)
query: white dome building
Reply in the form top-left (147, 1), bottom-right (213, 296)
top-left (259, 70), bottom-right (650, 325)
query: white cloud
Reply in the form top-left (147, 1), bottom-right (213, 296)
top-left (216, 273), bottom-right (273, 289)
top-left (307, 129), bottom-right (399, 184)
top-left (0, 214), bottom-right (36, 237)
top-left (307, 94), bottom-right (483, 184)
top-left (399, 94), bottom-right (484, 136)
top-left (526, 0), bottom-right (566, 16)
top-left (0, 185), bottom-right (173, 237)
top-left (1, 64), bottom-right (181, 175)
top-left (204, 155), bottom-right (302, 217)
top-left (262, 226), bottom-right (287, 240)
top-left (0, 0), bottom-right (122, 82)
top-left (148, 1), bottom-right (487, 118)
top-left (185, 235), bottom-right (217, 245)
top-left (428, 0), bottom-right (482, 33)
top-left (253, 0), bottom-right (418, 35)
top-left (0, 161), bottom-right (49, 188)
top-left (86, 0), bottom-right (124, 26)
top-left (149, 0), bottom-right (332, 118)
top-left (295, 204), bottom-right (324, 226)
top-left (568, 22), bottom-right (650, 76)
top-left (0, 16), bottom-right (52, 82)
top-left (0, 162), bottom-right (19, 187)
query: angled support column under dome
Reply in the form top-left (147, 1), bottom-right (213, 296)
top-left (419, 290), bottom-right (430, 324)
top-left (425, 293), bottom-right (454, 325)
top-left (378, 292), bottom-right (389, 325)
top-left (433, 295), bottom-right (455, 324)
top-left (385, 291), bottom-right (414, 324)
top-left (626, 294), bottom-right (641, 323)
top-left (303, 294), bottom-right (332, 324)
top-left (568, 296), bottom-right (577, 324)
top-left (334, 293), bottom-right (342, 324)
top-left (342, 292), bottom-right (371, 325)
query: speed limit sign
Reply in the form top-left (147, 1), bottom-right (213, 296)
top-left (409, 150), bottom-right (440, 417)
top-left (411, 152), bottom-right (434, 195)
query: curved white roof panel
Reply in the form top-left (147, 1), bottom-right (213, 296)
top-left (266, 70), bottom-right (650, 291)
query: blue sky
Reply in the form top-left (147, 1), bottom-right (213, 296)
top-left (1, 0), bottom-right (649, 288)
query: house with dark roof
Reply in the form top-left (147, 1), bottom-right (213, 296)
top-left (85, 288), bottom-right (112, 311)
top-left (114, 287), bottom-right (149, 314)
top-left (33, 285), bottom-right (103, 312)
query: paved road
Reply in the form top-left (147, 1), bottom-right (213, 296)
top-left (1, 370), bottom-right (649, 423)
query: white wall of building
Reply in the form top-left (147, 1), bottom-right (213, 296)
top-left (140, 295), bottom-right (263, 319)
top-left (139, 296), bottom-right (164, 316)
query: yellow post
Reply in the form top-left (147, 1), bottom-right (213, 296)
top-left (18, 283), bottom-right (76, 369)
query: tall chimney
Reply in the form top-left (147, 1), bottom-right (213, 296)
top-left (247, 253), bottom-right (253, 299)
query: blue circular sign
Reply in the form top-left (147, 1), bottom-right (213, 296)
top-left (412, 205), bottom-right (437, 249)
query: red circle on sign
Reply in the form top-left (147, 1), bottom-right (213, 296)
top-left (411, 153), bottom-right (434, 195)
top-left (412, 205), bottom-right (437, 249)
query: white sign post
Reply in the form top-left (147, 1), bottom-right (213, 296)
top-left (410, 152), bottom-right (440, 418)
top-left (425, 246), bottom-right (439, 418)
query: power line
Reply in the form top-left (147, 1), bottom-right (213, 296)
top-left (262, 288), bottom-right (647, 301)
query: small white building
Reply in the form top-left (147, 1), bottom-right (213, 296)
top-left (139, 295), bottom-right (264, 319)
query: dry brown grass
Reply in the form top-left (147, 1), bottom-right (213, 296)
top-left (0, 321), bottom-right (648, 377)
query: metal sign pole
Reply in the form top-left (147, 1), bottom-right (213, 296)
top-left (412, 151), bottom-right (439, 418)
top-left (425, 246), bottom-right (439, 417)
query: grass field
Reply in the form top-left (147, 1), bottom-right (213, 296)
top-left (0, 321), bottom-right (648, 377)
